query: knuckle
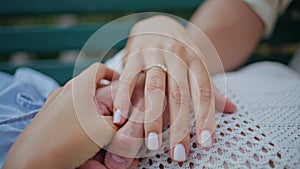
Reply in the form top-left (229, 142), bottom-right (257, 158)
top-left (171, 126), bottom-right (189, 141)
top-left (145, 112), bottom-right (162, 124)
top-left (114, 92), bottom-right (130, 105)
top-left (146, 73), bottom-right (165, 91)
top-left (198, 86), bottom-right (212, 101)
top-left (114, 136), bottom-right (138, 154)
top-left (145, 120), bottom-right (162, 132)
top-left (165, 41), bottom-right (182, 53)
top-left (119, 74), bottom-right (134, 85)
top-left (170, 86), bottom-right (189, 104)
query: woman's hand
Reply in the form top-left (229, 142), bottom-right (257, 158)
top-left (112, 16), bottom-right (236, 161)
top-left (79, 81), bottom-right (141, 169)
top-left (3, 63), bottom-right (119, 169)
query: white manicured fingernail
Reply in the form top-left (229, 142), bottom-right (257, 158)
top-left (113, 109), bottom-right (122, 123)
top-left (111, 154), bottom-right (124, 163)
top-left (200, 130), bottom-right (212, 147)
top-left (148, 132), bottom-right (159, 150)
top-left (174, 143), bottom-right (186, 161)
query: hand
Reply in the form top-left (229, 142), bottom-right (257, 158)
top-left (79, 79), bottom-right (140, 169)
top-left (104, 73), bottom-right (152, 169)
top-left (3, 63), bottom-right (119, 169)
top-left (112, 16), bottom-right (236, 161)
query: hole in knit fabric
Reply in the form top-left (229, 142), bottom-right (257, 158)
top-left (167, 158), bottom-right (172, 164)
top-left (225, 142), bottom-right (231, 148)
top-left (210, 156), bottom-right (215, 164)
top-left (239, 147), bottom-right (245, 154)
top-left (231, 154), bottom-right (237, 161)
top-left (223, 161), bottom-right (229, 169)
top-left (197, 153), bottom-right (202, 160)
top-left (218, 148), bottom-right (223, 155)
top-left (246, 161), bottom-right (251, 169)
top-left (269, 160), bottom-right (275, 168)
top-left (189, 162), bottom-right (194, 169)
top-left (241, 132), bottom-right (246, 136)
top-left (247, 141), bottom-right (253, 148)
top-left (253, 154), bottom-right (259, 161)
top-left (277, 152), bottom-right (282, 159)
top-left (262, 147), bottom-right (268, 153)
top-left (148, 159), bottom-right (153, 166)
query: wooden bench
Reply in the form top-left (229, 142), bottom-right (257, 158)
top-left (0, 0), bottom-right (299, 85)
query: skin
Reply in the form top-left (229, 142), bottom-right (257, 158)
top-left (4, 0), bottom-right (264, 168)
top-left (108, 0), bottom-right (263, 166)
top-left (187, 0), bottom-right (264, 73)
top-left (111, 16), bottom-right (234, 164)
top-left (3, 63), bottom-right (120, 169)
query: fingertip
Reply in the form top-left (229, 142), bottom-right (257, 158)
top-left (223, 99), bottom-right (237, 113)
top-left (113, 109), bottom-right (129, 125)
top-left (105, 153), bottom-right (124, 169)
top-left (198, 130), bottom-right (213, 148)
top-left (79, 159), bottom-right (106, 169)
top-left (172, 143), bottom-right (187, 162)
top-left (146, 132), bottom-right (160, 150)
top-left (105, 152), bottom-right (133, 169)
top-left (113, 109), bottom-right (122, 124)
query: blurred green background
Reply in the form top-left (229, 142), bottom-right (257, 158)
top-left (0, 0), bottom-right (299, 84)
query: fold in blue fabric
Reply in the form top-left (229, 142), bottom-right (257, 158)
top-left (0, 68), bottom-right (59, 167)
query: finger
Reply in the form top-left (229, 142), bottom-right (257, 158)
top-left (75, 63), bottom-right (119, 97)
top-left (79, 159), bottom-right (107, 169)
top-left (165, 44), bottom-right (190, 162)
top-left (105, 76), bottom-right (145, 169)
top-left (113, 52), bottom-right (143, 125)
top-left (213, 85), bottom-right (236, 113)
top-left (73, 62), bottom-right (118, 148)
top-left (143, 49), bottom-right (166, 150)
top-left (105, 153), bottom-right (134, 169)
top-left (200, 96), bottom-right (216, 148)
top-left (188, 54), bottom-right (214, 148)
top-left (95, 85), bottom-right (115, 116)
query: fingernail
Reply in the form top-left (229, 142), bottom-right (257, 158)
top-left (200, 130), bottom-right (212, 148)
top-left (147, 132), bottom-right (159, 150)
top-left (113, 109), bottom-right (122, 123)
top-left (111, 154), bottom-right (125, 163)
top-left (174, 143), bottom-right (186, 161)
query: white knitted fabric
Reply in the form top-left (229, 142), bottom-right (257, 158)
top-left (135, 62), bottom-right (300, 169)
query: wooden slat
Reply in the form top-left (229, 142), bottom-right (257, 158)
top-left (0, 0), bottom-right (203, 16)
top-left (0, 23), bottom-right (133, 54)
top-left (0, 59), bottom-right (99, 85)
top-left (1, 20), bottom-right (299, 55)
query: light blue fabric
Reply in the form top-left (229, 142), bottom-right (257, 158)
top-left (0, 68), bottom-right (59, 167)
